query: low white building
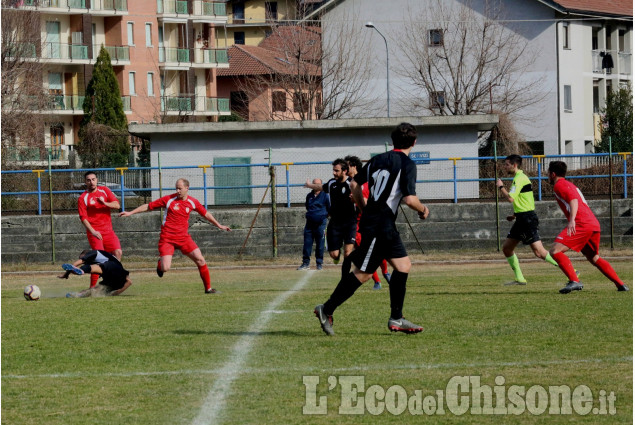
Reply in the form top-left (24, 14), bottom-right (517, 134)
top-left (130, 115), bottom-right (498, 206)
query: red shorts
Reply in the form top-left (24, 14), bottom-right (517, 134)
top-left (555, 228), bottom-right (601, 253)
top-left (158, 235), bottom-right (199, 257)
top-left (87, 230), bottom-right (121, 253)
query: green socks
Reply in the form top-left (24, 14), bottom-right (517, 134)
top-left (544, 253), bottom-right (558, 267)
top-left (506, 254), bottom-right (527, 283)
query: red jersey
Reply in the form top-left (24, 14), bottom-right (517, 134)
top-left (78, 186), bottom-right (118, 231)
top-left (553, 178), bottom-right (600, 231)
top-left (148, 193), bottom-right (207, 239)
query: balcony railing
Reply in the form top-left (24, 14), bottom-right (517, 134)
top-left (19, 0), bottom-right (86, 8)
top-left (94, 45), bottom-right (130, 62)
top-left (192, 0), bottom-right (226, 17)
top-left (42, 43), bottom-right (88, 61)
top-left (618, 52), bottom-right (632, 75)
top-left (158, 47), bottom-right (190, 63)
top-left (157, 0), bottom-right (188, 14)
top-left (90, 0), bottom-right (128, 12)
top-left (47, 95), bottom-right (86, 111)
top-left (161, 95), bottom-right (230, 113)
top-left (193, 48), bottom-right (229, 65)
top-left (5, 42), bottom-right (36, 59)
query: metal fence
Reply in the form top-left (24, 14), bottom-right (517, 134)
top-left (1, 153), bottom-right (632, 215)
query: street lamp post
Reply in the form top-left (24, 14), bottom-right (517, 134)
top-left (365, 21), bottom-right (390, 117)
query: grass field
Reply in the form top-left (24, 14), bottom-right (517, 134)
top-left (2, 256), bottom-right (632, 424)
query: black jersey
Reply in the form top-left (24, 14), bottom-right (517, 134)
top-left (322, 177), bottom-right (356, 222)
top-left (82, 250), bottom-right (119, 265)
top-left (354, 150), bottom-right (417, 234)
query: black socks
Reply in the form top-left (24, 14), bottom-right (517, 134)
top-left (323, 272), bottom-right (363, 316)
top-left (388, 270), bottom-right (408, 319)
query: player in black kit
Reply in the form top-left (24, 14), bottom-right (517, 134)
top-left (59, 249), bottom-right (132, 297)
top-left (314, 123), bottom-right (430, 335)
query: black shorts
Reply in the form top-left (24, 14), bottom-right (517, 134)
top-left (507, 211), bottom-right (541, 245)
top-left (326, 219), bottom-right (357, 251)
top-left (98, 260), bottom-right (129, 290)
top-left (351, 231), bottom-right (407, 273)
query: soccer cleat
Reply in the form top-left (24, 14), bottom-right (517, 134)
top-left (388, 317), bottom-right (423, 334)
top-left (205, 288), bottom-right (219, 294)
top-left (617, 284), bottom-right (630, 292)
top-left (559, 281), bottom-right (584, 294)
top-left (333, 254), bottom-right (341, 265)
top-left (297, 264), bottom-right (310, 270)
top-left (383, 272), bottom-right (391, 283)
top-left (373, 281), bottom-right (382, 290)
top-left (62, 263), bottom-right (84, 275)
top-left (314, 304), bottom-right (334, 336)
top-left (65, 292), bottom-right (77, 298)
top-left (316, 264), bottom-right (323, 270)
top-left (504, 280), bottom-right (527, 286)
top-left (156, 260), bottom-right (164, 278)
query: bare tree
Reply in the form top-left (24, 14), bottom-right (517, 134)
top-left (394, 0), bottom-right (545, 117)
top-left (1, 3), bottom-right (50, 167)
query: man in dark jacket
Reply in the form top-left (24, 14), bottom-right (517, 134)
top-left (298, 179), bottom-right (330, 270)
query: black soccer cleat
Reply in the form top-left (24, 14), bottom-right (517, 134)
top-left (559, 281), bottom-right (584, 294)
top-left (314, 304), bottom-right (334, 336)
top-left (617, 284), bottom-right (630, 292)
top-left (205, 288), bottom-right (219, 294)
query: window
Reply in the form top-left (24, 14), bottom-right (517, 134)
top-left (293, 92), bottom-right (309, 114)
top-left (585, 140), bottom-right (594, 153)
top-left (234, 31), bottom-right (245, 45)
top-left (129, 72), bottom-right (136, 95)
top-left (525, 141), bottom-right (544, 155)
top-left (565, 140), bottom-right (573, 154)
top-left (50, 125), bottom-right (64, 159)
top-left (562, 22), bottom-right (570, 49)
top-left (429, 29), bottom-right (443, 46)
top-left (147, 72), bottom-right (154, 96)
top-left (272, 91), bottom-right (286, 112)
top-left (265, 2), bottom-right (278, 21)
top-left (230, 91), bottom-right (249, 119)
top-left (429, 91), bottom-right (445, 108)
top-left (563, 85), bottom-right (572, 112)
top-left (127, 22), bottom-right (134, 46)
top-left (145, 23), bottom-right (152, 47)
top-left (233, 2), bottom-right (244, 23)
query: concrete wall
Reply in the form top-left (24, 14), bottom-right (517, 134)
top-left (2, 199), bottom-right (631, 264)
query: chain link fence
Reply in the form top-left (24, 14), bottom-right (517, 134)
top-left (1, 153), bottom-right (632, 215)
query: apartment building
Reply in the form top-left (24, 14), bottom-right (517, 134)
top-left (5, 0), bottom-right (231, 164)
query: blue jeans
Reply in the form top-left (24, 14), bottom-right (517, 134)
top-left (302, 218), bottom-right (327, 266)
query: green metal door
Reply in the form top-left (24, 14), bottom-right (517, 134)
top-left (214, 157), bottom-right (251, 205)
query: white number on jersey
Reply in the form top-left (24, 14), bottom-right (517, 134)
top-left (371, 169), bottom-right (391, 201)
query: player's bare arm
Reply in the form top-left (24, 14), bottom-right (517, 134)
top-left (96, 197), bottom-right (121, 210)
top-left (402, 195), bottom-right (429, 220)
top-left (119, 204), bottom-right (149, 217)
top-left (350, 179), bottom-right (365, 210)
top-left (304, 179), bottom-right (323, 191)
top-left (204, 211), bottom-right (231, 232)
top-left (567, 198), bottom-right (578, 236)
top-left (81, 219), bottom-right (103, 240)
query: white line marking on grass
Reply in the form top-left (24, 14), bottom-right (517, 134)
top-left (190, 271), bottom-right (314, 425)
top-left (4, 356), bottom-right (631, 380)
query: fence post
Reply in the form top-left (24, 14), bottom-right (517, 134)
top-left (199, 165), bottom-right (211, 207)
top-left (534, 155), bottom-right (545, 201)
top-left (115, 167), bottom-right (127, 211)
top-left (268, 148), bottom-right (278, 257)
top-left (47, 150), bottom-right (55, 264)
top-left (281, 162), bottom-right (292, 208)
top-left (609, 138), bottom-right (614, 249)
top-left (448, 158), bottom-right (460, 203)
top-left (32, 170), bottom-right (45, 215)
top-left (619, 153), bottom-right (629, 199)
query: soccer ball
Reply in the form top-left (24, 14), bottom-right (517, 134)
top-left (24, 285), bottom-right (41, 301)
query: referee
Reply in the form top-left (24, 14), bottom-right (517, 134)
top-left (496, 154), bottom-right (559, 285)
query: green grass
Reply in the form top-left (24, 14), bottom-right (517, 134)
top-left (2, 259), bottom-right (632, 424)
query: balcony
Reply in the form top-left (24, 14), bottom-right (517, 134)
top-left (90, 0), bottom-right (128, 14)
top-left (618, 52), bottom-right (632, 75)
top-left (41, 42), bottom-right (89, 64)
top-left (191, 1), bottom-right (228, 23)
top-left (44, 95), bottom-right (86, 114)
top-left (161, 95), bottom-right (230, 115)
top-left (157, 0), bottom-right (188, 15)
top-left (5, 42), bottom-right (37, 59)
top-left (592, 49), bottom-right (632, 76)
top-left (14, 0), bottom-right (87, 13)
top-left (158, 47), bottom-right (190, 68)
top-left (93, 45), bottom-right (130, 64)
top-left (192, 48), bottom-right (229, 68)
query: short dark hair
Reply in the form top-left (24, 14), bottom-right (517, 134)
top-left (84, 171), bottom-right (97, 179)
top-left (79, 249), bottom-right (90, 259)
top-left (506, 154), bottom-right (522, 166)
top-left (391, 122), bottom-right (417, 149)
top-left (344, 155), bottom-right (362, 171)
top-left (548, 161), bottom-right (567, 177)
top-left (332, 158), bottom-right (348, 171)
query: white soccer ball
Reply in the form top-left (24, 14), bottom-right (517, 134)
top-left (24, 285), bottom-right (41, 301)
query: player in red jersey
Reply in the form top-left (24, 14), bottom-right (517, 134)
top-left (78, 171), bottom-right (122, 288)
top-left (547, 161), bottom-right (629, 294)
top-left (119, 178), bottom-right (231, 294)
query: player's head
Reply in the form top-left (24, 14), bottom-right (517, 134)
top-left (391, 123), bottom-right (417, 149)
top-left (79, 249), bottom-right (90, 259)
top-left (344, 155), bottom-right (362, 177)
top-left (504, 154), bottom-right (522, 174)
top-left (84, 171), bottom-right (98, 191)
top-left (332, 159), bottom-right (348, 181)
top-left (548, 161), bottom-right (567, 184)
top-left (175, 178), bottom-right (190, 198)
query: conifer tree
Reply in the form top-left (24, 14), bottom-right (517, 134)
top-left (596, 85), bottom-right (633, 153)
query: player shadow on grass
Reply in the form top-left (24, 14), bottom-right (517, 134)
top-left (173, 329), bottom-right (308, 337)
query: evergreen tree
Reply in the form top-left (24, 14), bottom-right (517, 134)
top-left (596, 85), bottom-right (633, 153)
top-left (77, 46), bottom-right (129, 167)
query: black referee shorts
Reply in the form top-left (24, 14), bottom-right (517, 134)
top-left (507, 211), bottom-right (541, 245)
top-left (98, 260), bottom-right (130, 290)
top-left (351, 231), bottom-right (407, 273)
top-left (326, 219), bottom-right (357, 251)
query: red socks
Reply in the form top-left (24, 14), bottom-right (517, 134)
top-left (372, 271), bottom-right (381, 283)
top-left (90, 273), bottom-right (99, 288)
top-left (198, 264), bottom-right (211, 291)
top-left (551, 252), bottom-right (579, 282)
top-left (593, 257), bottom-right (624, 287)
top-left (380, 260), bottom-right (388, 275)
